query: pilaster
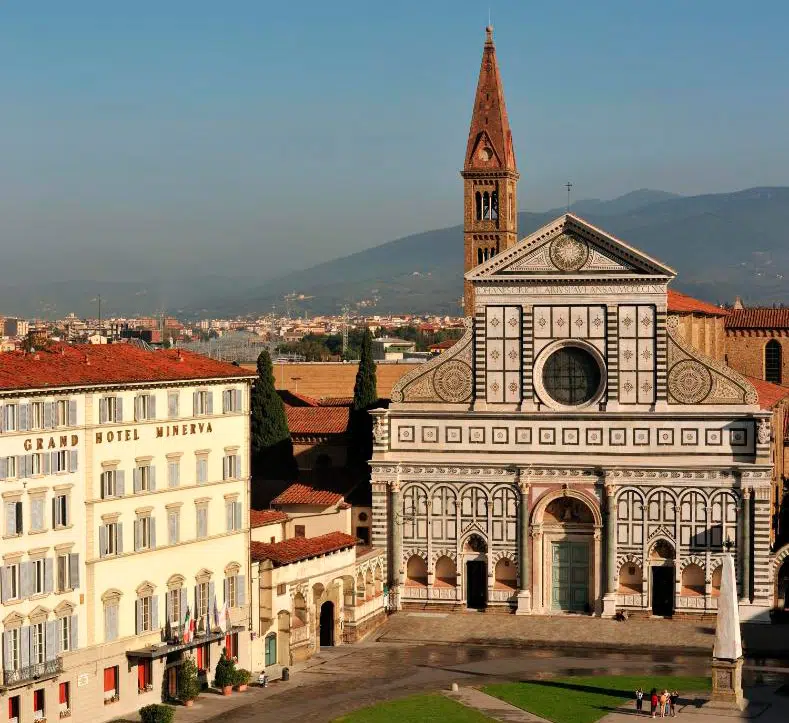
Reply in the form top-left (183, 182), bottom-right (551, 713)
top-left (601, 480), bottom-right (618, 618)
top-left (515, 472), bottom-right (531, 615)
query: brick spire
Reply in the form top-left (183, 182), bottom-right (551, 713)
top-left (464, 26), bottom-right (517, 172)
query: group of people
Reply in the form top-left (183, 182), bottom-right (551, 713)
top-left (635, 688), bottom-right (680, 717)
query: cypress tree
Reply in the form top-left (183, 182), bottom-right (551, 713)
top-left (348, 328), bottom-right (378, 473)
top-left (352, 328), bottom-right (378, 411)
top-left (250, 350), bottom-right (297, 505)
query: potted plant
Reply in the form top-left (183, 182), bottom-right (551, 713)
top-left (234, 668), bottom-right (251, 692)
top-left (139, 704), bottom-right (175, 723)
top-left (214, 648), bottom-right (237, 696)
top-left (178, 658), bottom-right (201, 707)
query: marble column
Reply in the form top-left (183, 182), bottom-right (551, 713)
top-left (739, 487), bottom-right (751, 604)
top-left (601, 483), bottom-right (618, 617)
top-left (390, 480), bottom-right (403, 610)
top-left (516, 478), bottom-right (532, 615)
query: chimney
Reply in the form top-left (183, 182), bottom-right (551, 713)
top-left (733, 296), bottom-right (745, 310)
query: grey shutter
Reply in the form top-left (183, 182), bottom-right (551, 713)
top-left (150, 518), bottom-right (157, 549)
top-left (237, 575), bottom-right (246, 607)
top-left (99, 399), bottom-right (107, 424)
top-left (19, 403), bottom-right (30, 431)
top-left (209, 581), bottom-right (215, 616)
top-left (69, 554), bottom-right (80, 589)
top-left (44, 558), bottom-right (54, 593)
top-left (180, 588), bottom-right (187, 622)
top-left (52, 496), bottom-right (57, 528)
top-left (24, 454), bottom-right (33, 478)
top-left (224, 578), bottom-right (230, 605)
top-left (0, 567), bottom-right (8, 603)
top-left (42, 452), bottom-right (50, 475)
top-left (135, 599), bottom-right (142, 635)
top-left (194, 586), bottom-right (199, 617)
top-left (46, 620), bottom-right (57, 660)
top-left (149, 465), bottom-right (157, 491)
top-left (134, 396), bottom-right (140, 421)
top-left (0, 457), bottom-right (6, 480)
top-left (2, 632), bottom-right (11, 668)
top-left (134, 520), bottom-right (141, 551)
top-left (0, 405), bottom-right (4, 432)
top-left (104, 606), bottom-right (111, 641)
top-left (235, 389), bottom-right (242, 412)
top-left (193, 391), bottom-right (199, 415)
top-left (151, 595), bottom-right (159, 630)
top-left (168, 393), bottom-right (177, 418)
top-left (116, 522), bottom-right (123, 554)
top-left (3, 503), bottom-right (12, 536)
top-left (149, 395), bottom-right (156, 419)
top-left (99, 526), bottom-right (108, 557)
top-left (117, 470), bottom-right (125, 496)
top-left (20, 561), bottom-right (32, 598)
top-left (225, 502), bottom-right (233, 532)
top-left (133, 467), bottom-right (141, 493)
top-left (168, 513), bottom-right (177, 545)
top-left (70, 615), bottom-right (78, 651)
top-left (69, 450), bottom-right (78, 473)
top-left (68, 399), bottom-right (77, 425)
top-left (222, 390), bottom-right (229, 413)
top-left (44, 402), bottom-right (54, 429)
top-left (20, 626), bottom-right (30, 668)
top-left (234, 501), bottom-right (242, 531)
top-left (116, 397), bottom-right (123, 422)
top-left (235, 454), bottom-right (242, 479)
top-left (222, 456), bottom-right (229, 480)
top-left (50, 451), bottom-right (58, 474)
top-left (206, 391), bottom-right (213, 414)
top-left (31, 499), bottom-right (43, 531)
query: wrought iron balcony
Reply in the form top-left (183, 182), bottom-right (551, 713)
top-left (2, 658), bottom-right (63, 688)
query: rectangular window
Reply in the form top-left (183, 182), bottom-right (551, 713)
top-left (5, 500), bottom-right (23, 536)
top-left (168, 588), bottom-right (182, 624)
top-left (101, 522), bottom-right (120, 557)
top-left (224, 631), bottom-right (238, 659)
top-left (140, 595), bottom-right (152, 632)
top-left (104, 604), bottom-right (119, 642)
top-left (101, 470), bottom-right (118, 499)
top-left (196, 507), bottom-right (208, 539)
top-left (227, 575), bottom-right (237, 608)
top-left (294, 525), bottom-right (306, 538)
top-left (136, 516), bottom-right (152, 551)
top-left (1, 455), bottom-right (17, 479)
top-left (134, 394), bottom-right (155, 421)
top-left (167, 510), bottom-right (180, 545)
top-left (30, 452), bottom-right (45, 476)
top-left (223, 454), bottom-right (241, 480)
top-left (31, 402), bottom-right (45, 430)
top-left (101, 396), bottom-right (121, 423)
top-left (193, 390), bottom-right (212, 416)
top-left (55, 400), bottom-right (69, 427)
top-left (196, 458), bottom-right (208, 484)
top-left (135, 464), bottom-right (154, 492)
top-left (3, 404), bottom-right (18, 432)
top-left (32, 621), bottom-right (45, 664)
top-left (138, 659), bottom-right (152, 692)
top-left (167, 391), bottom-right (179, 419)
top-left (56, 554), bottom-right (71, 592)
top-left (52, 450), bottom-right (68, 473)
top-left (54, 494), bottom-right (69, 528)
top-left (60, 616), bottom-right (71, 652)
top-left (222, 388), bottom-right (242, 413)
top-left (7, 628), bottom-right (20, 670)
top-left (33, 689), bottom-right (45, 719)
top-left (59, 682), bottom-right (70, 710)
top-left (8, 695), bottom-right (20, 723)
top-left (33, 558), bottom-right (45, 596)
top-left (196, 582), bottom-right (209, 619)
top-left (103, 665), bottom-right (119, 700)
top-left (276, 583), bottom-right (287, 596)
top-left (167, 460), bottom-right (180, 487)
top-left (225, 500), bottom-right (242, 532)
top-left (30, 497), bottom-right (45, 532)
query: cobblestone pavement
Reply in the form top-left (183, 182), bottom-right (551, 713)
top-left (161, 614), bottom-right (789, 723)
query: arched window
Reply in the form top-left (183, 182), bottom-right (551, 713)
top-left (434, 556), bottom-right (457, 588)
top-left (490, 190), bottom-right (499, 220)
top-left (493, 557), bottom-right (517, 590)
top-left (711, 566), bottom-right (722, 597)
top-left (766, 340), bottom-right (782, 384)
top-left (430, 486), bottom-right (457, 541)
top-left (402, 486), bottom-right (427, 541)
top-left (482, 192), bottom-right (491, 219)
top-left (618, 562), bottom-right (643, 594)
top-left (710, 492), bottom-right (737, 548)
top-left (679, 492), bottom-right (708, 548)
top-left (405, 555), bottom-right (427, 587)
top-left (477, 248), bottom-right (484, 265)
top-left (681, 564), bottom-right (705, 596)
top-left (475, 192), bottom-right (482, 221)
top-left (617, 490), bottom-right (644, 546)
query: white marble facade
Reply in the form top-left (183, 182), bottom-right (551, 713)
top-left (370, 215), bottom-right (774, 622)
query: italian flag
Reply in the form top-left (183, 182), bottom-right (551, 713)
top-left (182, 606), bottom-right (192, 644)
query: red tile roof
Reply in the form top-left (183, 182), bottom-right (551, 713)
top-left (0, 343), bottom-right (253, 391)
top-left (317, 396), bottom-right (353, 407)
top-left (277, 390), bottom-right (320, 407)
top-left (667, 290), bottom-right (729, 316)
top-left (271, 483), bottom-right (344, 507)
top-left (726, 308), bottom-right (789, 330)
top-left (249, 509), bottom-right (289, 528)
top-left (250, 532), bottom-right (359, 566)
top-left (284, 406), bottom-right (349, 435)
top-left (428, 339), bottom-right (458, 351)
top-left (744, 376), bottom-right (789, 410)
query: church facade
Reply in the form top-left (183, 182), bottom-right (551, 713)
top-left (369, 27), bottom-right (774, 622)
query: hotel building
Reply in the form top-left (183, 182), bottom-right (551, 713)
top-left (0, 344), bottom-right (253, 722)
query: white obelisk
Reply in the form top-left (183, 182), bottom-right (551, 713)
top-left (710, 553), bottom-right (745, 709)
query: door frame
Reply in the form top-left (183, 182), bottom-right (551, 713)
top-left (319, 600), bottom-right (335, 647)
top-left (650, 564), bottom-right (675, 616)
top-left (465, 559), bottom-right (488, 609)
top-left (551, 540), bottom-right (590, 612)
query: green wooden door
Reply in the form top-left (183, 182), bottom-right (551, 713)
top-left (552, 542), bottom-right (589, 611)
top-left (265, 633), bottom-right (277, 666)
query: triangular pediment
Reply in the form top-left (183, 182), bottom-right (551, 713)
top-left (465, 214), bottom-right (676, 280)
top-left (467, 130), bottom-right (503, 168)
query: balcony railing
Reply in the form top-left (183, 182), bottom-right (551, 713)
top-left (3, 658), bottom-right (62, 687)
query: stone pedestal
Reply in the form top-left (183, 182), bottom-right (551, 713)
top-left (601, 593), bottom-right (617, 618)
top-left (515, 590), bottom-right (532, 615)
top-left (710, 657), bottom-right (744, 710)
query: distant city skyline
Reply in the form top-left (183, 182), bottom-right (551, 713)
top-left (1, 1), bottom-right (787, 285)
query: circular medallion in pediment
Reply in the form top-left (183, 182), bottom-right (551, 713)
top-left (669, 359), bottom-right (713, 404)
top-left (433, 360), bottom-right (473, 403)
top-left (549, 233), bottom-right (590, 272)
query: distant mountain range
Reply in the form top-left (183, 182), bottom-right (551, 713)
top-left (2, 187), bottom-right (788, 318)
top-left (234, 187), bottom-right (789, 315)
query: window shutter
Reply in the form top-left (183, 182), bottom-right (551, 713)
top-left (235, 389), bottom-right (242, 412)
top-left (193, 391), bottom-right (199, 415)
top-left (168, 393), bottom-right (177, 418)
top-left (70, 615), bottom-right (79, 651)
top-left (206, 391), bottom-right (213, 414)
top-left (150, 518), bottom-right (157, 549)
top-left (5, 502), bottom-right (14, 536)
top-left (222, 456), bottom-right (229, 481)
top-left (134, 520), bottom-right (141, 551)
top-left (117, 470), bottom-right (125, 496)
top-left (20, 626), bottom-right (31, 669)
top-left (44, 558), bottom-right (54, 593)
top-left (68, 400), bottom-right (77, 425)
top-left (42, 452), bottom-right (50, 475)
top-left (234, 501), bottom-right (242, 531)
top-left (168, 513), bottom-right (177, 545)
top-left (0, 457), bottom-right (6, 480)
top-left (149, 394), bottom-right (156, 419)
top-left (209, 581), bottom-right (215, 612)
top-left (225, 502), bottom-right (233, 532)
top-left (46, 620), bottom-right (57, 660)
top-left (99, 399), bottom-right (107, 424)
top-left (237, 575), bottom-right (246, 607)
top-left (2, 632), bottom-right (11, 667)
top-left (116, 397), bottom-right (123, 422)
top-left (133, 468), bottom-right (141, 493)
top-left (44, 402), bottom-right (54, 429)
top-left (149, 465), bottom-right (157, 491)
top-left (31, 498), bottom-right (43, 531)
top-left (69, 450), bottom-right (78, 473)
top-left (135, 599), bottom-right (142, 635)
top-left (0, 567), bottom-right (8, 603)
top-left (15, 500), bottom-right (23, 534)
top-left (19, 403), bottom-right (30, 432)
top-left (50, 451), bottom-right (57, 474)
top-left (235, 454), bottom-right (242, 479)
top-left (0, 405), bottom-right (4, 433)
top-left (152, 594), bottom-right (159, 631)
top-left (20, 561), bottom-right (31, 598)
top-left (69, 554), bottom-right (80, 589)
top-left (224, 578), bottom-right (230, 605)
top-left (99, 526), bottom-right (108, 557)
top-left (117, 522), bottom-right (124, 554)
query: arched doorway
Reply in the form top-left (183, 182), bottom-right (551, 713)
top-left (265, 633), bottom-right (277, 667)
top-left (464, 534), bottom-right (487, 609)
top-left (319, 600), bottom-right (334, 646)
top-left (649, 539), bottom-right (675, 616)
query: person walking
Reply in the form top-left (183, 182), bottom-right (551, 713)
top-left (636, 687), bottom-right (644, 715)
top-left (671, 690), bottom-right (679, 716)
top-left (659, 689), bottom-right (668, 718)
top-left (650, 689), bottom-right (659, 719)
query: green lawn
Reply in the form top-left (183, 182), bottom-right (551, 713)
top-left (333, 693), bottom-right (494, 722)
top-left (483, 675), bottom-right (710, 723)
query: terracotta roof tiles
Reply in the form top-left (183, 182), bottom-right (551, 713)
top-left (726, 309), bottom-right (789, 330)
top-left (250, 532), bottom-right (359, 566)
top-left (667, 290), bottom-right (729, 316)
top-left (249, 509), bottom-right (289, 528)
top-left (284, 406), bottom-right (349, 435)
top-left (271, 483), bottom-right (344, 507)
top-left (744, 376), bottom-right (789, 410)
top-left (0, 343), bottom-right (252, 391)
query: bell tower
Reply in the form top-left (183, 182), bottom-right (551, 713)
top-left (462, 26), bottom-right (519, 314)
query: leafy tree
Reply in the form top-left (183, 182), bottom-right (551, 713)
top-left (214, 648), bottom-right (237, 689)
top-left (348, 328), bottom-right (378, 472)
top-left (177, 658), bottom-right (201, 702)
top-left (250, 350), bottom-right (297, 505)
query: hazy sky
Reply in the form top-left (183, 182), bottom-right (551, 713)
top-left (1, 1), bottom-right (787, 281)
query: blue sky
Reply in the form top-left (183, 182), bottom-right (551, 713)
top-left (0, 0), bottom-right (787, 281)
